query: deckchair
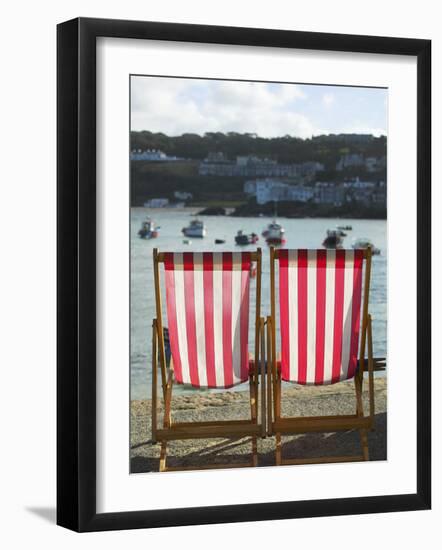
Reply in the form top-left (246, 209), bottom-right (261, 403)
top-left (152, 249), bottom-right (266, 472)
top-left (267, 248), bottom-right (375, 465)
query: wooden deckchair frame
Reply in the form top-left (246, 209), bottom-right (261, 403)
top-left (268, 247), bottom-right (375, 466)
top-left (151, 248), bottom-right (266, 472)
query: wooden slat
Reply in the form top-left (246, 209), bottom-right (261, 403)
top-left (162, 461), bottom-right (253, 472)
top-left (248, 357), bottom-right (385, 372)
top-left (281, 455), bottom-right (365, 465)
top-left (169, 419), bottom-right (255, 428)
top-left (156, 422), bottom-right (261, 441)
top-left (278, 413), bottom-right (358, 422)
top-left (364, 357), bottom-right (386, 371)
top-left (273, 415), bottom-right (372, 434)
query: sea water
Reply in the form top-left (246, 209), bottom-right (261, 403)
top-left (130, 208), bottom-right (387, 400)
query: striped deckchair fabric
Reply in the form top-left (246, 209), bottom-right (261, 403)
top-left (268, 246), bottom-right (374, 464)
top-left (152, 248), bottom-right (264, 471)
top-left (164, 251), bottom-right (252, 388)
top-left (278, 249), bottom-right (364, 385)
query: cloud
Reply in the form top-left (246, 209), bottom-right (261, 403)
top-left (322, 93), bottom-right (335, 107)
top-left (131, 77), bottom-right (317, 138)
top-left (130, 77), bottom-right (387, 138)
top-left (341, 125), bottom-right (387, 137)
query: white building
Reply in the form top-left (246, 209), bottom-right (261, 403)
top-left (286, 186), bottom-right (315, 202)
top-left (314, 185), bottom-right (345, 206)
top-left (131, 149), bottom-right (180, 162)
top-left (298, 161), bottom-right (325, 175)
top-left (253, 179), bottom-right (315, 204)
top-left (207, 152), bottom-right (226, 162)
top-left (174, 191), bottom-right (193, 200)
top-left (255, 179), bottom-right (288, 204)
top-left (336, 153), bottom-right (365, 171)
top-left (343, 177), bottom-right (375, 189)
top-left (365, 157), bottom-right (378, 172)
top-left (199, 155), bottom-right (322, 178)
top-left (365, 156), bottom-right (386, 172)
top-left (236, 155), bottom-right (276, 166)
top-left (143, 198), bottom-right (169, 208)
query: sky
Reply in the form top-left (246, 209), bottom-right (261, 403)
top-left (130, 76), bottom-right (387, 139)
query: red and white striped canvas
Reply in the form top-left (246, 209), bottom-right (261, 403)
top-left (278, 249), bottom-right (364, 385)
top-left (164, 252), bottom-right (252, 388)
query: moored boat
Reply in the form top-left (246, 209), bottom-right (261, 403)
top-left (322, 229), bottom-right (344, 249)
top-left (262, 220), bottom-right (286, 245)
top-left (234, 230), bottom-right (259, 246)
top-left (337, 224), bottom-right (352, 231)
top-left (182, 219), bottom-right (206, 238)
top-left (138, 218), bottom-right (159, 239)
top-left (352, 238), bottom-right (381, 255)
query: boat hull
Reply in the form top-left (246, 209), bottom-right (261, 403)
top-left (235, 234), bottom-right (259, 245)
top-left (182, 228), bottom-right (206, 238)
top-left (138, 229), bottom-right (158, 239)
top-left (266, 237), bottom-right (286, 245)
top-left (322, 237), bottom-right (343, 249)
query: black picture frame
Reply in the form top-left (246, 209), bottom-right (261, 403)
top-left (57, 17), bottom-right (431, 532)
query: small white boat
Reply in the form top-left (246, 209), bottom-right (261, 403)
top-left (182, 219), bottom-right (206, 238)
top-left (352, 238), bottom-right (381, 255)
top-left (262, 220), bottom-right (286, 246)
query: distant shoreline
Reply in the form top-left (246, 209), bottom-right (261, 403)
top-left (229, 201), bottom-right (386, 220)
top-left (132, 204), bottom-right (387, 220)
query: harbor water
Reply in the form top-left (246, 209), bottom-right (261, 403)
top-left (130, 208), bottom-right (387, 400)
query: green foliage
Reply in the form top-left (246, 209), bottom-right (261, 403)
top-left (130, 161), bottom-right (246, 205)
top-left (130, 131), bottom-right (386, 167)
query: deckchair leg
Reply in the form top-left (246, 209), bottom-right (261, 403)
top-left (251, 437), bottom-right (258, 466)
top-left (158, 371), bottom-right (174, 471)
top-left (249, 374), bottom-right (259, 466)
top-left (359, 429), bottom-right (369, 461)
top-left (354, 373), bottom-right (363, 416)
top-left (367, 315), bottom-right (375, 431)
top-left (275, 433), bottom-right (282, 466)
top-left (151, 320), bottom-right (158, 444)
top-left (354, 367), bottom-right (369, 461)
top-left (159, 441), bottom-right (168, 472)
top-left (249, 374), bottom-right (257, 422)
top-left (275, 372), bottom-right (282, 465)
top-left (163, 370), bottom-right (174, 429)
